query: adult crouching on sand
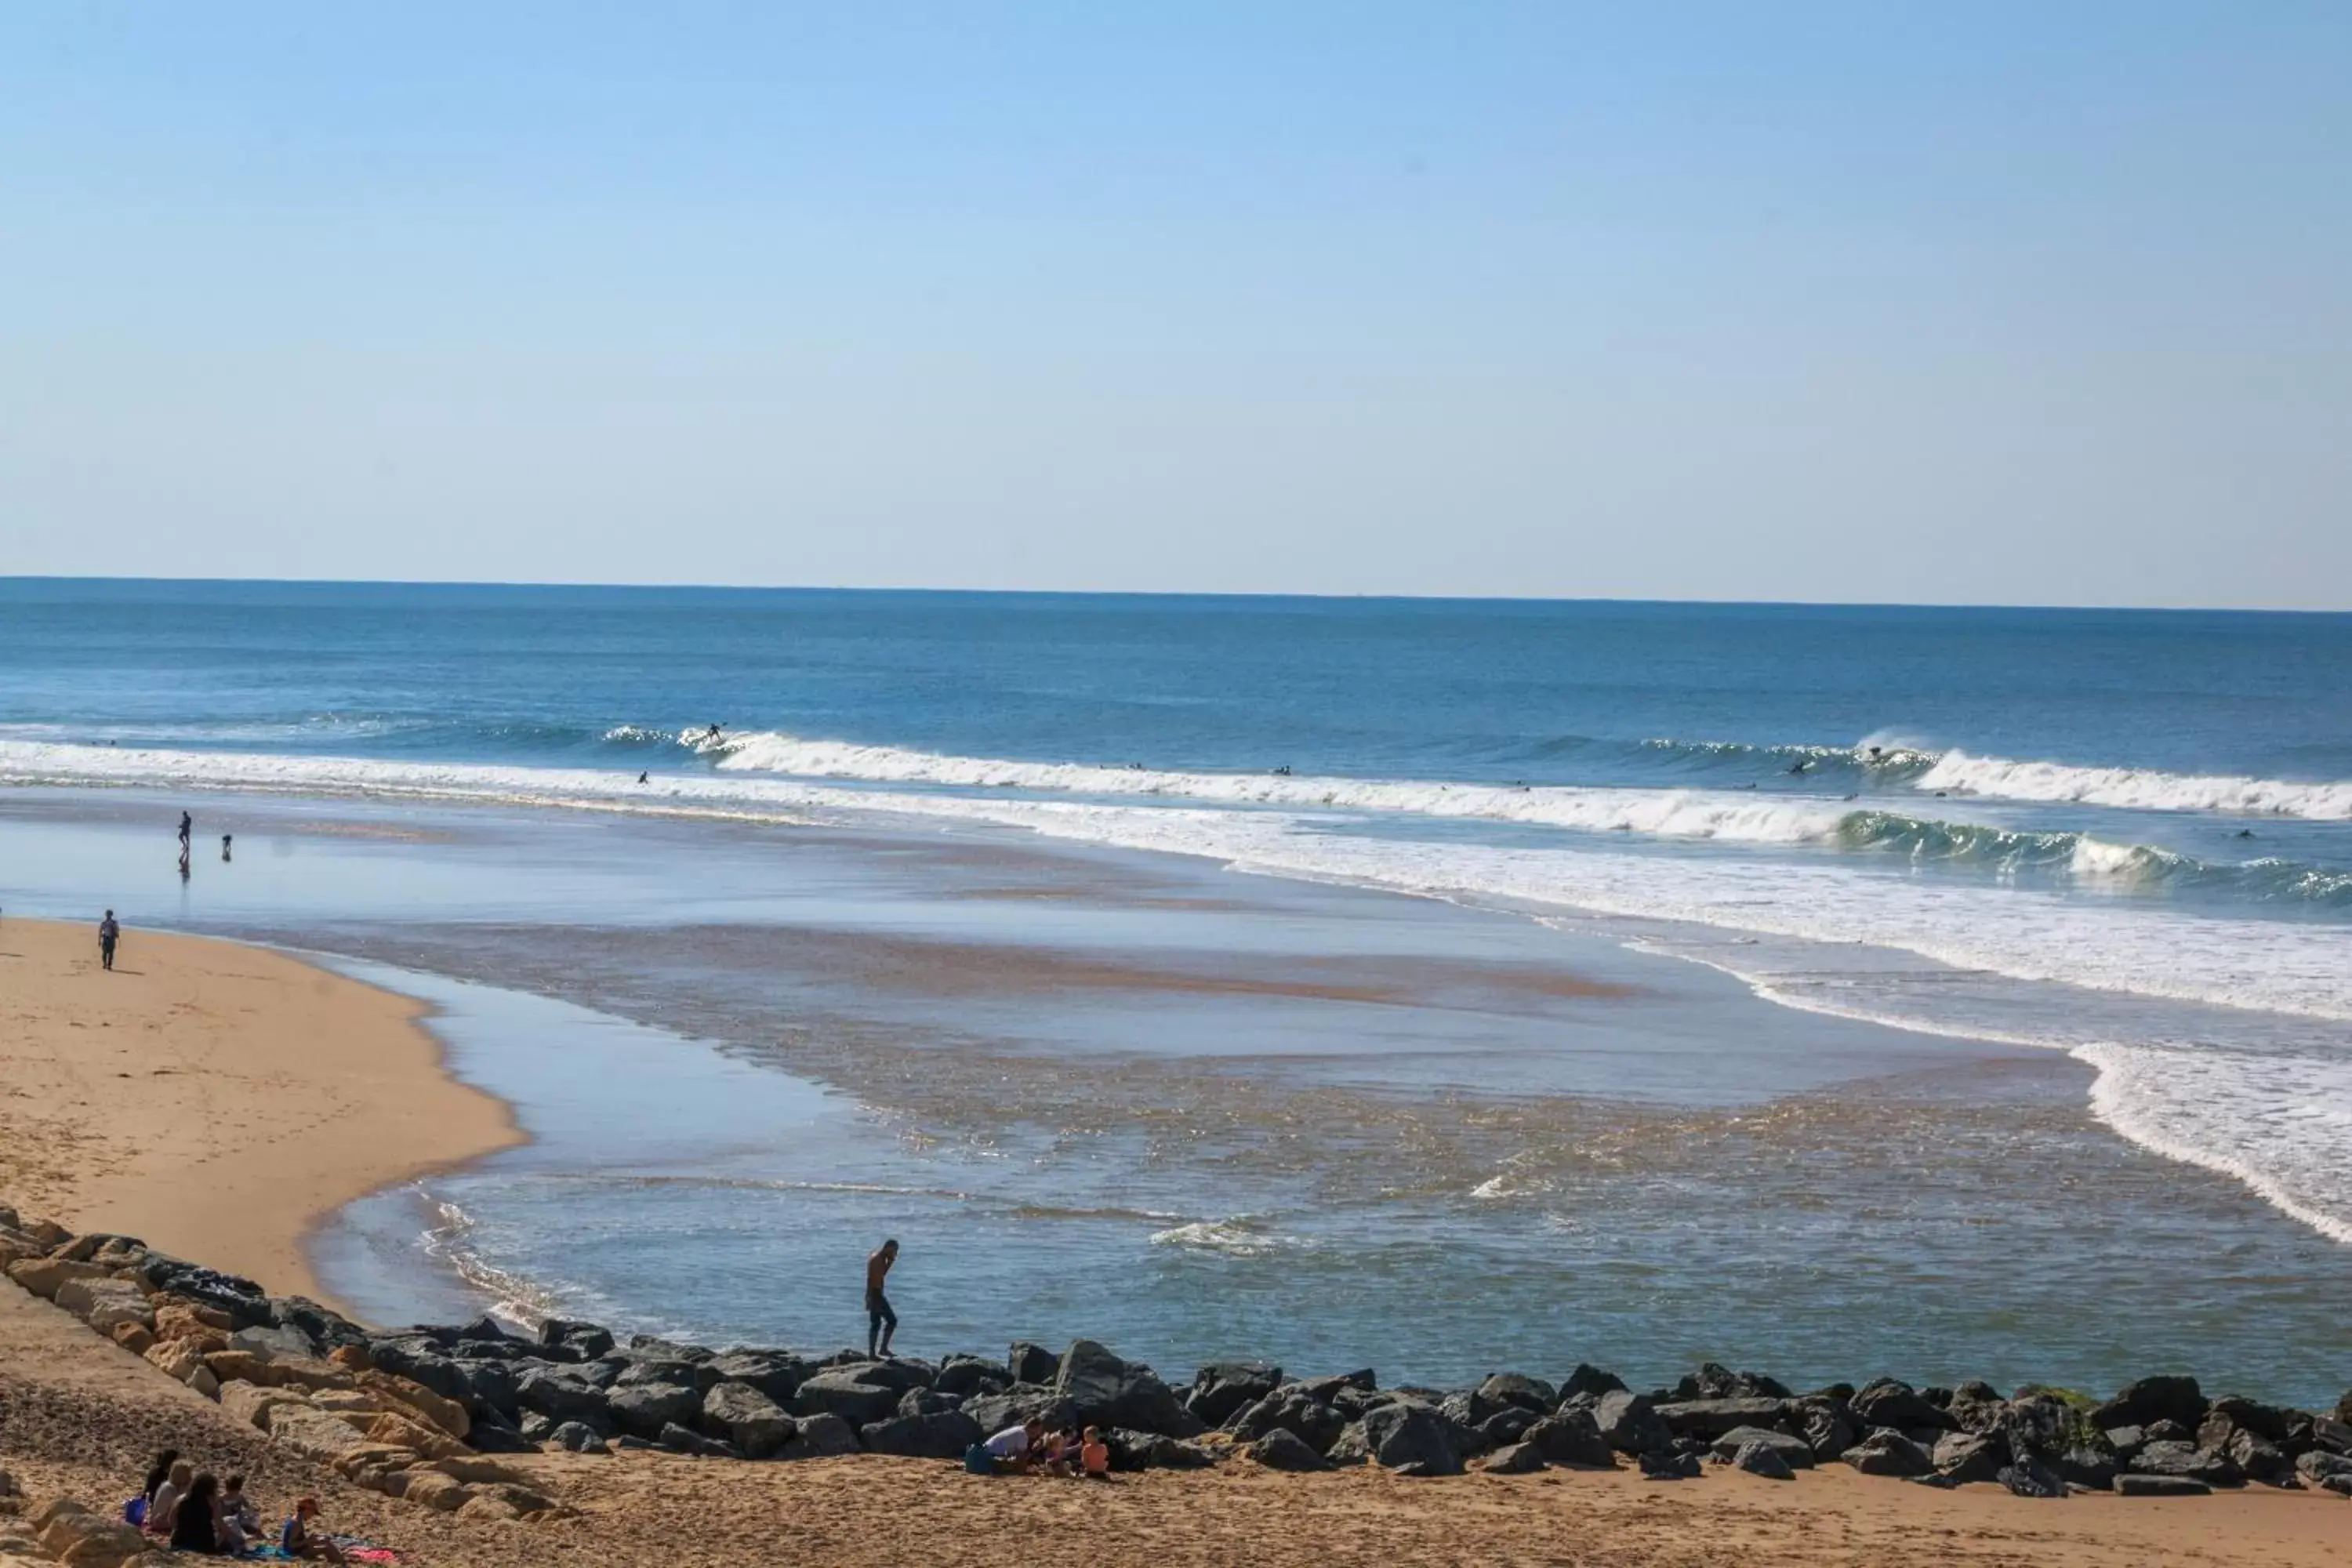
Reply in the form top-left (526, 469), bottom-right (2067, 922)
top-left (867, 1238), bottom-right (900, 1357)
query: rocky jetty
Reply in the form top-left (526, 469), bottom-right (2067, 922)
top-left (5, 1204), bottom-right (2349, 1505)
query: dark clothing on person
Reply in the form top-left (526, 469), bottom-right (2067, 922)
top-left (169, 1500), bottom-right (220, 1553)
top-left (178, 812), bottom-right (193, 846)
top-left (866, 1287), bottom-right (896, 1352)
top-left (99, 916), bottom-right (119, 971)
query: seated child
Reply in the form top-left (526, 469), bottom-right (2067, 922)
top-left (1080, 1425), bottom-right (1112, 1479)
top-left (281, 1497), bottom-right (349, 1563)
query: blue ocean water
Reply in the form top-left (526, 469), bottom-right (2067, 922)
top-left (4, 579), bottom-right (2351, 1397)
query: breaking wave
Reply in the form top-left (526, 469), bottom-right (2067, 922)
top-left (1918, 750), bottom-right (2352, 821)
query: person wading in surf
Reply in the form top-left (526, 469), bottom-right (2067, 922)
top-left (866, 1239), bottom-right (899, 1358)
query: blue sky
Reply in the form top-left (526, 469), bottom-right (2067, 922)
top-left (3, 3), bottom-right (2347, 605)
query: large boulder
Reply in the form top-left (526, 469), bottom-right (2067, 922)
top-left (1842, 1429), bottom-right (1934, 1478)
top-left (1559, 1364), bottom-right (1628, 1401)
top-left (1008, 1342), bottom-right (1060, 1385)
top-left (2130, 1440), bottom-right (2242, 1487)
top-left (550, 1421), bottom-right (609, 1454)
top-left (1229, 1388), bottom-right (1347, 1454)
top-left (1523, 1410), bottom-right (1617, 1468)
top-left (702, 1381), bottom-right (793, 1459)
top-left (1054, 1341), bottom-right (1201, 1436)
top-left (514, 1367), bottom-right (612, 1425)
top-left (1711, 1426), bottom-right (1813, 1470)
top-left (537, 1319), bottom-right (616, 1360)
top-left (1483, 1441), bottom-right (1546, 1474)
top-left (1669, 1363), bottom-right (1792, 1401)
top-left (778, 1411), bottom-right (861, 1460)
top-left (1469, 1374), bottom-right (1557, 1423)
top-left (1330, 1403), bottom-right (1465, 1477)
top-left (1593, 1389), bottom-right (1675, 1457)
top-left (5, 1258), bottom-right (108, 1299)
top-left (1654, 1397), bottom-right (1788, 1438)
top-left (1793, 1398), bottom-right (1859, 1462)
top-left (1850, 1379), bottom-right (1954, 1435)
top-left (791, 1370), bottom-right (905, 1428)
top-left (2092, 1377), bottom-right (2207, 1434)
top-left (2117, 1473), bottom-right (2212, 1497)
top-left (965, 1387), bottom-right (1077, 1436)
top-left (1250, 1428), bottom-right (1333, 1472)
top-left (861, 1409), bottom-right (983, 1460)
top-left (934, 1354), bottom-right (1011, 1399)
top-left (270, 1405), bottom-right (372, 1462)
top-left (1931, 1432), bottom-right (2005, 1485)
top-left (1189, 1362), bottom-right (1283, 1427)
top-left (1730, 1439), bottom-right (1796, 1480)
top-left (608, 1381), bottom-right (703, 1439)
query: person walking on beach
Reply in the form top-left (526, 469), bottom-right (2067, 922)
top-left (866, 1238), bottom-right (899, 1358)
top-left (98, 910), bottom-right (119, 971)
top-left (177, 811), bottom-right (192, 850)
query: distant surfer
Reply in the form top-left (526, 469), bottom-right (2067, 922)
top-left (704, 724), bottom-right (724, 744)
top-left (637, 771), bottom-right (648, 784)
top-left (1272, 764), bottom-right (1292, 777)
top-left (2236, 828), bottom-right (2256, 839)
top-left (1788, 759), bottom-right (1810, 775)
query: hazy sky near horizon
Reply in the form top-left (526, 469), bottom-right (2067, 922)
top-left (3, 4), bottom-right (2349, 607)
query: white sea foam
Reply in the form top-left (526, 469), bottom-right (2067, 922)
top-left (1918, 750), bottom-right (2352, 820)
top-left (1148, 1218), bottom-right (1294, 1255)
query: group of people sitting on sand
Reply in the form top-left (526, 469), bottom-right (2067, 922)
top-left (130, 1450), bottom-right (346, 1561)
top-left (969, 1418), bottom-right (1112, 1479)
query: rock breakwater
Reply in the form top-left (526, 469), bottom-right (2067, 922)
top-left (5, 1203), bottom-right (2348, 1507)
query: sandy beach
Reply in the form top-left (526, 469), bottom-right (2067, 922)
top-left (0, 916), bottom-right (521, 1311)
top-left (2, 918), bottom-right (2347, 1566)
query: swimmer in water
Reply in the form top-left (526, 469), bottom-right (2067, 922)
top-left (1788, 760), bottom-right (1810, 775)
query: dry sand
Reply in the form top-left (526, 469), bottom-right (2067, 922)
top-left (0, 916), bottom-right (520, 1310)
top-left (2, 918), bottom-right (2345, 1565)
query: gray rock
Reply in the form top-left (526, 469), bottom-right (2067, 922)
top-left (2056, 1446), bottom-right (2119, 1490)
top-left (1730, 1439), bottom-right (1795, 1480)
top-left (1109, 1429), bottom-right (1218, 1471)
top-left (860, 1410), bottom-right (983, 1460)
top-left (1671, 1362), bottom-right (1791, 1401)
top-left (2116, 1473), bottom-right (2212, 1497)
top-left (2296, 1450), bottom-right (2352, 1486)
top-left (2130, 1440), bottom-right (2242, 1486)
top-left (230, 1323), bottom-right (319, 1363)
top-left (2318, 1414), bottom-right (2352, 1456)
top-left (1524, 1410), bottom-right (1618, 1468)
top-left (1559, 1364), bottom-right (1628, 1401)
top-left (609, 1382), bottom-right (704, 1439)
top-left (1655, 1397), bottom-right (1788, 1438)
top-left (1054, 1340), bottom-right (1201, 1437)
top-left (2203, 1395), bottom-right (2295, 1445)
top-left (791, 1370), bottom-right (905, 1428)
top-left (778, 1411), bottom-right (862, 1460)
top-left (537, 1318), bottom-right (615, 1360)
top-left (1931, 1432), bottom-right (2004, 1485)
top-left (934, 1355), bottom-right (1011, 1399)
top-left (1795, 1399), bottom-right (1859, 1462)
top-left (1639, 1450), bottom-right (1702, 1480)
top-left (1476, 1407), bottom-right (1538, 1448)
top-left (1711, 1426), bottom-right (1813, 1471)
top-left (268, 1297), bottom-right (366, 1354)
top-left (1851, 1380), bottom-right (1954, 1435)
top-left (2318, 1473), bottom-right (2352, 1499)
top-left (1470, 1374), bottom-right (1556, 1422)
top-left (706, 1351), bottom-right (812, 1406)
top-left (2103, 1425), bottom-right (2147, 1459)
top-left (549, 1421), bottom-right (609, 1454)
top-left (1593, 1389), bottom-right (1675, 1456)
top-left (1336, 1402), bottom-right (1464, 1477)
top-left (1842, 1430), bottom-right (1934, 1478)
top-left (1998, 1458), bottom-right (2067, 1498)
top-left (2092, 1377), bottom-right (2207, 1434)
top-left (514, 1367), bottom-right (612, 1424)
top-left (965, 1388), bottom-right (1077, 1437)
top-left (655, 1421), bottom-right (737, 1458)
top-left (1230, 1389), bottom-right (1345, 1453)
top-left (897, 1387), bottom-right (963, 1418)
top-left (629, 1334), bottom-right (715, 1363)
top-left (1483, 1441), bottom-right (1545, 1474)
top-left (702, 1381), bottom-right (793, 1459)
top-left (1250, 1428), bottom-right (1332, 1472)
top-left (1189, 1362), bottom-right (1284, 1427)
top-left (1008, 1342), bottom-right (1061, 1385)
top-left (835, 1358), bottom-right (932, 1394)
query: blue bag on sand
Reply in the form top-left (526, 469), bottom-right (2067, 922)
top-left (124, 1497), bottom-right (147, 1526)
top-left (963, 1443), bottom-right (993, 1475)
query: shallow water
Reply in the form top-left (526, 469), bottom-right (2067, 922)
top-left (7, 789), bottom-right (2346, 1403)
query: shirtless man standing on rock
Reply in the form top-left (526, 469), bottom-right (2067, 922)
top-left (866, 1239), bottom-right (899, 1359)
